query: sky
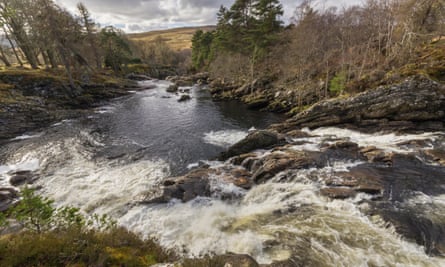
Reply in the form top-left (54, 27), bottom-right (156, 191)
top-left (55, 0), bottom-right (363, 33)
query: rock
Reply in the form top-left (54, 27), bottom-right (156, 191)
top-left (126, 73), bottom-right (152, 81)
top-left (274, 76), bottom-right (445, 133)
top-left (245, 98), bottom-right (269, 110)
top-left (284, 130), bottom-right (312, 139)
top-left (229, 153), bottom-right (258, 166)
top-left (9, 170), bottom-right (36, 186)
top-left (178, 94), bottom-right (191, 102)
top-left (336, 168), bottom-right (384, 195)
top-left (182, 253), bottom-right (258, 267)
top-left (219, 130), bottom-right (284, 160)
top-left (424, 149), bottom-right (445, 165)
top-left (360, 146), bottom-right (394, 164)
top-left (229, 168), bottom-right (253, 189)
top-left (252, 151), bottom-right (315, 183)
top-left (320, 187), bottom-right (357, 199)
top-left (166, 84), bottom-right (179, 93)
top-left (0, 187), bottom-right (18, 212)
top-left (146, 168), bottom-right (213, 203)
top-left (175, 79), bottom-right (193, 87)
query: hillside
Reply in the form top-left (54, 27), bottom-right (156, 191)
top-left (128, 26), bottom-right (216, 51)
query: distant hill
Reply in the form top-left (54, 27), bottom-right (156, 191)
top-left (127, 26), bottom-right (216, 51)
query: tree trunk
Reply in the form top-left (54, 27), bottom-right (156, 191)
top-left (0, 46), bottom-right (11, 67)
top-left (3, 26), bottom-right (23, 66)
top-left (47, 49), bottom-right (58, 69)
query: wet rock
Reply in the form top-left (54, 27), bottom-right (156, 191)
top-left (229, 153), bottom-right (258, 166)
top-left (178, 94), bottom-right (191, 102)
top-left (0, 187), bottom-right (18, 212)
top-left (360, 146), bottom-right (394, 164)
top-left (219, 130), bottom-right (284, 160)
top-left (147, 168), bottom-right (213, 203)
top-left (9, 170), bottom-right (37, 186)
top-left (229, 168), bottom-right (253, 189)
top-left (166, 84), bottom-right (179, 93)
top-left (320, 187), bottom-right (357, 199)
top-left (376, 206), bottom-right (445, 256)
top-left (338, 168), bottom-right (384, 195)
top-left (182, 253), bottom-right (259, 267)
top-left (252, 151), bottom-right (315, 184)
top-left (284, 130), bottom-right (312, 139)
top-left (424, 149), bottom-right (445, 165)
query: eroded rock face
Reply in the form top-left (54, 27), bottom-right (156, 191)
top-left (275, 76), bottom-right (445, 133)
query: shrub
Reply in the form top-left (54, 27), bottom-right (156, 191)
top-left (329, 72), bottom-right (347, 95)
top-left (0, 188), bottom-right (174, 266)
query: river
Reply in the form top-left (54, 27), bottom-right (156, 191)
top-left (1, 80), bottom-right (444, 266)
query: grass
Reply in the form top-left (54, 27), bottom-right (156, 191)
top-left (0, 227), bottom-right (175, 266)
top-left (128, 26), bottom-right (216, 51)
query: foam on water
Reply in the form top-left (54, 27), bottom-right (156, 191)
top-left (2, 133), bottom-right (170, 216)
top-left (120, 163), bottom-right (445, 266)
top-left (303, 127), bottom-right (441, 153)
top-left (203, 130), bottom-right (248, 148)
top-left (11, 133), bottom-right (43, 141)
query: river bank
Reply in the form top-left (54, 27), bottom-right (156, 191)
top-left (0, 68), bottom-right (146, 143)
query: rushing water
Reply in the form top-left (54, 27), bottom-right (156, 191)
top-left (1, 80), bottom-right (445, 266)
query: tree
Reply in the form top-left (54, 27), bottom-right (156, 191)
top-left (77, 2), bottom-right (101, 69)
top-left (9, 187), bottom-right (55, 234)
top-left (191, 30), bottom-right (214, 70)
top-left (100, 26), bottom-right (132, 72)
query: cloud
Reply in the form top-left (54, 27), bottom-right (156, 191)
top-left (55, 0), bottom-right (363, 33)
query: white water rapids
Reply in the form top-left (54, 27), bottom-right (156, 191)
top-left (1, 80), bottom-right (444, 266)
top-left (1, 126), bottom-right (444, 266)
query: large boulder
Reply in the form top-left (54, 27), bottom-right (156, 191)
top-left (145, 168), bottom-right (213, 203)
top-left (219, 130), bottom-right (284, 160)
top-left (166, 84), bottom-right (179, 93)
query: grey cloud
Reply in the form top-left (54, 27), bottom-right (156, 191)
top-left (56, 0), bottom-right (362, 32)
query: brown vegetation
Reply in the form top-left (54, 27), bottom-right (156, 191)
top-left (203, 0), bottom-right (445, 114)
top-left (128, 26), bottom-right (216, 51)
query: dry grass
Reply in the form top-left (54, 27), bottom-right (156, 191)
top-left (128, 26), bottom-right (215, 51)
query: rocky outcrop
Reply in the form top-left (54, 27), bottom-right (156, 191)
top-left (0, 70), bottom-right (135, 143)
top-left (275, 76), bottom-right (445, 133)
top-left (219, 130), bottom-right (284, 160)
top-left (0, 187), bottom-right (18, 212)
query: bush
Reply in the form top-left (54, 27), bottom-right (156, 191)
top-left (329, 72), bottom-right (347, 95)
top-left (0, 188), bottom-right (174, 266)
